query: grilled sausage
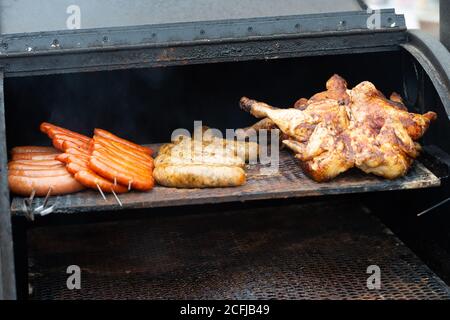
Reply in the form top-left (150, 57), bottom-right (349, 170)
top-left (153, 165), bottom-right (246, 188)
top-left (8, 168), bottom-right (69, 177)
top-left (8, 174), bottom-right (85, 196)
top-left (9, 159), bottom-right (64, 167)
top-left (93, 140), bottom-right (153, 168)
top-left (92, 148), bottom-right (152, 173)
top-left (52, 134), bottom-right (89, 151)
top-left (94, 128), bottom-right (153, 155)
top-left (89, 156), bottom-right (154, 191)
top-left (11, 146), bottom-right (58, 154)
top-left (94, 136), bottom-right (152, 162)
top-left (41, 123), bottom-right (90, 142)
top-left (11, 152), bottom-right (58, 161)
top-left (74, 170), bottom-right (128, 193)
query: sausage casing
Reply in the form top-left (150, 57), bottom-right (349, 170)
top-left (153, 165), bottom-right (246, 188)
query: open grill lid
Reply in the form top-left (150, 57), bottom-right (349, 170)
top-left (1, 0), bottom-right (368, 34)
top-left (0, 1), bottom-right (406, 77)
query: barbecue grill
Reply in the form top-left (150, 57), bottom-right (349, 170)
top-left (1, 0), bottom-right (450, 300)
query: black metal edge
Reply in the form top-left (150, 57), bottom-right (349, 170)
top-left (0, 69), bottom-right (17, 300)
top-left (401, 30), bottom-right (450, 120)
top-left (440, 0), bottom-right (450, 51)
top-left (421, 145), bottom-right (450, 181)
top-left (1, 31), bottom-right (406, 78)
top-left (0, 10), bottom-right (406, 77)
top-left (0, 9), bottom-right (405, 55)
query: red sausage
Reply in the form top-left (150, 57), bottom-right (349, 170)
top-left (11, 146), bottom-right (58, 154)
top-left (94, 128), bottom-right (153, 155)
top-left (11, 153), bottom-right (58, 161)
top-left (8, 174), bottom-right (85, 196)
top-left (89, 156), bottom-right (154, 191)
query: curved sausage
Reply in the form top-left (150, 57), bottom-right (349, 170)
top-left (8, 174), bottom-right (85, 196)
top-left (94, 128), bottom-right (153, 155)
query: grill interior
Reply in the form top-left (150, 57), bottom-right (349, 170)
top-left (4, 45), bottom-right (450, 300)
top-left (28, 200), bottom-right (450, 300)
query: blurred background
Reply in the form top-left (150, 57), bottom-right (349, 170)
top-left (365, 0), bottom-right (440, 37)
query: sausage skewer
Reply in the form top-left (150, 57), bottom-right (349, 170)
top-left (111, 188), bottom-right (123, 207)
top-left (96, 183), bottom-right (107, 201)
top-left (34, 187), bottom-right (53, 213)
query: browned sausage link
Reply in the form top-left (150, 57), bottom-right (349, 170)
top-left (8, 174), bottom-right (85, 196)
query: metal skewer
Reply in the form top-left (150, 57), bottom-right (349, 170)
top-left (24, 189), bottom-right (36, 209)
top-left (128, 180), bottom-right (132, 191)
top-left (96, 183), bottom-right (107, 201)
top-left (23, 190), bottom-right (36, 221)
top-left (34, 187), bottom-right (52, 213)
top-left (111, 189), bottom-right (123, 207)
top-left (417, 197), bottom-right (450, 217)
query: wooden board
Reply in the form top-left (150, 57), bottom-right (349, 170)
top-left (10, 145), bottom-right (441, 216)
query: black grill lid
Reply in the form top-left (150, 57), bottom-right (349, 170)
top-left (0, 1), bottom-right (406, 76)
top-left (1, 0), bottom-right (366, 35)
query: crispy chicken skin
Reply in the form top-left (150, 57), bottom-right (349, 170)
top-left (240, 75), bottom-right (436, 182)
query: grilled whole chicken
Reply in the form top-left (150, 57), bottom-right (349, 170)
top-left (240, 75), bottom-right (436, 182)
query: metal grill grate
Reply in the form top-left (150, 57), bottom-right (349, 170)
top-left (28, 201), bottom-right (450, 300)
top-left (11, 147), bottom-right (440, 216)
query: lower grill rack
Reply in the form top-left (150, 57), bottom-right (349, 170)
top-left (27, 200), bottom-right (450, 300)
